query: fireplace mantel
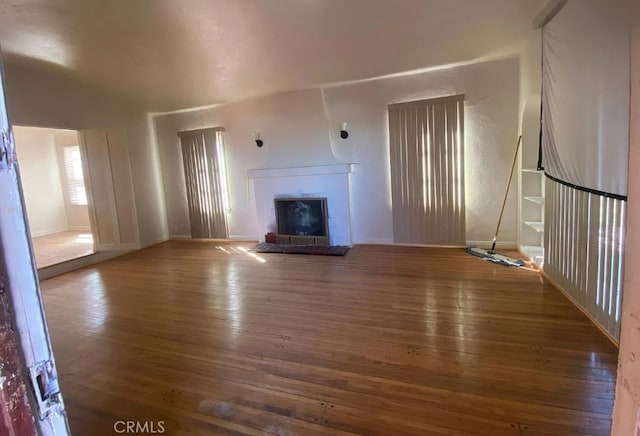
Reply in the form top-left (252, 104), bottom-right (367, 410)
top-left (247, 164), bottom-right (354, 245)
top-left (247, 164), bottom-right (353, 180)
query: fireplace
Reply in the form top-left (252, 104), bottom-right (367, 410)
top-left (274, 197), bottom-right (329, 245)
top-left (247, 164), bottom-right (353, 246)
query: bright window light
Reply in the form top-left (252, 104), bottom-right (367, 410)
top-left (63, 145), bottom-right (87, 206)
top-left (216, 131), bottom-right (231, 211)
top-left (237, 246), bottom-right (266, 263)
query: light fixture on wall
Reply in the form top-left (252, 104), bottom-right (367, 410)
top-left (340, 122), bottom-right (349, 139)
top-left (253, 133), bottom-right (264, 148)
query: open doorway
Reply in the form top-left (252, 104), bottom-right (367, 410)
top-left (13, 126), bottom-right (95, 268)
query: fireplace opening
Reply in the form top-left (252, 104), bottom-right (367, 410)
top-left (274, 197), bottom-right (329, 245)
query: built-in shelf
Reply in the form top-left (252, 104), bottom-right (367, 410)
top-left (524, 221), bottom-right (544, 233)
top-left (521, 245), bottom-right (544, 264)
top-left (524, 196), bottom-right (545, 205)
top-left (520, 100), bottom-right (545, 262)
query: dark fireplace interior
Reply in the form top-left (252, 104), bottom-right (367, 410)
top-left (275, 198), bottom-right (328, 238)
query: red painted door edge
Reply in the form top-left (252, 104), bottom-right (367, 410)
top-left (0, 275), bottom-right (37, 436)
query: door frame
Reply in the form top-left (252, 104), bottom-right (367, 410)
top-left (0, 52), bottom-right (70, 434)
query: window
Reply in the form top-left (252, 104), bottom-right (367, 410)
top-left (178, 128), bottom-right (229, 239)
top-left (63, 145), bottom-right (87, 206)
top-left (388, 94), bottom-right (466, 245)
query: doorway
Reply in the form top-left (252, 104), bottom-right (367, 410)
top-left (13, 126), bottom-right (95, 267)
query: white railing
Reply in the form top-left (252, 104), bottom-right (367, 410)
top-left (544, 177), bottom-right (625, 341)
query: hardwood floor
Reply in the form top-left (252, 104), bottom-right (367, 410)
top-left (31, 231), bottom-right (94, 268)
top-left (40, 242), bottom-right (618, 435)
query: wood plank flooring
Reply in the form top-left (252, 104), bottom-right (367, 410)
top-left (40, 242), bottom-right (618, 435)
top-left (31, 231), bottom-right (94, 268)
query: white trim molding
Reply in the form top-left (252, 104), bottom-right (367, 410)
top-left (98, 242), bottom-right (141, 251)
top-left (247, 163), bottom-right (353, 180)
top-left (229, 234), bottom-right (258, 241)
top-left (141, 237), bottom-right (169, 248)
top-left (170, 234), bottom-right (192, 239)
top-left (67, 226), bottom-right (92, 232)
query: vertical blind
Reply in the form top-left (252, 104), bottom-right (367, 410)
top-left (178, 128), bottom-right (229, 239)
top-left (388, 95), bottom-right (466, 245)
top-left (63, 145), bottom-right (87, 206)
top-left (544, 177), bottom-right (625, 341)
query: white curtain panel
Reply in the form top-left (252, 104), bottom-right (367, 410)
top-left (542, 0), bottom-right (630, 197)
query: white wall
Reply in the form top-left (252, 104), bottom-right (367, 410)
top-left (53, 130), bottom-right (91, 231)
top-left (13, 126), bottom-right (68, 237)
top-left (3, 57), bottom-right (168, 247)
top-left (518, 29), bottom-right (542, 161)
top-left (323, 57), bottom-right (519, 244)
top-left (155, 58), bottom-right (520, 245)
top-left (155, 88), bottom-right (340, 239)
top-left (612, 11), bottom-right (640, 436)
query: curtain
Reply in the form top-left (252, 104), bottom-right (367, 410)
top-left (179, 128), bottom-right (229, 239)
top-left (541, 0), bottom-right (630, 198)
top-left (388, 95), bottom-right (465, 245)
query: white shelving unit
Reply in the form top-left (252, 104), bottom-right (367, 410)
top-left (519, 97), bottom-right (545, 266)
top-left (524, 196), bottom-right (545, 205)
top-left (520, 169), bottom-right (545, 265)
top-left (520, 169), bottom-right (544, 266)
top-left (521, 245), bottom-right (544, 261)
top-left (524, 219), bottom-right (544, 233)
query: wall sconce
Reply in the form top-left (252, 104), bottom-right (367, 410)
top-left (254, 133), bottom-right (264, 148)
top-left (340, 122), bottom-right (349, 139)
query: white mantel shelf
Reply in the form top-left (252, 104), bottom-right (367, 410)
top-left (247, 164), bottom-right (354, 180)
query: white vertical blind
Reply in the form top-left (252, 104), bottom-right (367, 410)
top-left (63, 145), bottom-right (87, 206)
top-left (544, 177), bottom-right (625, 341)
top-left (388, 95), bottom-right (465, 245)
top-left (179, 128), bottom-right (229, 239)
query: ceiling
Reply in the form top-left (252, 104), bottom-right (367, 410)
top-left (0, 0), bottom-right (544, 112)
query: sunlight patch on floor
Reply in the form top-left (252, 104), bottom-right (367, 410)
top-left (237, 246), bottom-right (266, 263)
top-left (76, 233), bottom-right (94, 244)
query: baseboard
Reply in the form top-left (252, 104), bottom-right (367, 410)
top-left (354, 238), bottom-right (394, 245)
top-left (538, 268), bottom-right (619, 348)
top-left (229, 234), bottom-right (258, 241)
top-left (30, 227), bottom-right (68, 238)
top-left (358, 240), bottom-right (513, 249)
top-left (466, 240), bottom-right (518, 249)
top-left (169, 234), bottom-right (257, 243)
top-left (141, 237), bottom-right (169, 248)
top-left (38, 249), bottom-right (136, 280)
top-left (98, 242), bottom-right (141, 251)
top-left (170, 234), bottom-right (192, 239)
top-left (356, 241), bottom-right (469, 249)
top-left (67, 226), bottom-right (91, 232)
